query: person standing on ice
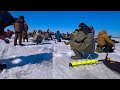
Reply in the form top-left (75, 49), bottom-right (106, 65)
top-left (22, 21), bottom-right (28, 42)
top-left (55, 31), bottom-right (62, 42)
top-left (14, 16), bottom-right (25, 46)
top-left (69, 23), bottom-right (95, 60)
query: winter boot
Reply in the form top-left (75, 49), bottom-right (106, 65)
top-left (71, 49), bottom-right (83, 60)
top-left (19, 44), bottom-right (25, 46)
top-left (96, 45), bottom-right (104, 53)
top-left (71, 56), bottom-right (82, 60)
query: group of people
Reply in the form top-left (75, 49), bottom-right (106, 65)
top-left (31, 29), bottom-right (54, 44)
top-left (30, 29), bottom-right (72, 44)
top-left (64, 22), bottom-right (115, 60)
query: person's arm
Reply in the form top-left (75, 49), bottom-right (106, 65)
top-left (74, 31), bottom-right (86, 43)
top-left (103, 34), bottom-right (115, 46)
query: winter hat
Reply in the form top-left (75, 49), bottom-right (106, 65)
top-left (19, 16), bottom-right (24, 20)
top-left (79, 22), bottom-right (85, 27)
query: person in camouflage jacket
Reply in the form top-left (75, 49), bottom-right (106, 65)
top-left (69, 23), bottom-right (95, 59)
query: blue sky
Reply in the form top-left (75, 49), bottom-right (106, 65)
top-left (5, 11), bottom-right (120, 37)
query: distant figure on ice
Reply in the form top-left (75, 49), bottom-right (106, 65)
top-left (14, 16), bottom-right (25, 46)
top-left (66, 32), bottom-right (71, 40)
top-left (22, 21), bottom-right (28, 42)
top-left (36, 30), bottom-right (44, 44)
top-left (96, 30), bottom-right (115, 53)
top-left (55, 31), bottom-right (62, 42)
top-left (44, 32), bottom-right (49, 40)
top-left (61, 33), bottom-right (66, 40)
top-left (69, 23), bottom-right (95, 59)
top-left (47, 29), bottom-right (53, 40)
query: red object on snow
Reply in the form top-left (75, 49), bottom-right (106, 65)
top-left (0, 35), bottom-right (10, 44)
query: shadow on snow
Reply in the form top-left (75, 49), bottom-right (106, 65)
top-left (2, 53), bottom-right (53, 69)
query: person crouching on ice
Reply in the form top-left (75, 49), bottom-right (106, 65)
top-left (97, 30), bottom-right (115, 53)
top-left (69, 23), bottom-right (95, 60)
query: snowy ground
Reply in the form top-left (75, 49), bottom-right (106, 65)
top-left (0, 36), bottom-right (120, 79)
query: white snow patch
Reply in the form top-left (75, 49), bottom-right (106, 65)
top-left (67, 51), bottom-right (74, 56)
top-left (54, 53), bottom-right (62, 57)
top-left (11, 59), bottom-right (22, 64)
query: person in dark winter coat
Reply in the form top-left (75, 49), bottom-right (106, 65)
top-left (69, 23), bottom-right (95, 59)
top-left (55, 31), bottom-right (62, 42)
top-left (36, 30), bottom-right (44, 44)
top-left (14, 16), bottom-right (25, 46)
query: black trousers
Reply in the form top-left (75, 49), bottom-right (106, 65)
top-left (14, 32), bottom-right (22, 45)
top-left (102, 43), bottom-right (114, 53)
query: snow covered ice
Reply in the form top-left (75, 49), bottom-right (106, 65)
top-left (0, 37), bottom-right (120, 79)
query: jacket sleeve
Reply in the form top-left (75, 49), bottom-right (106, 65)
top-left (74, 31), bottom-right (86, 43)
top-left (103, 34), bottom-right (115, 46)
